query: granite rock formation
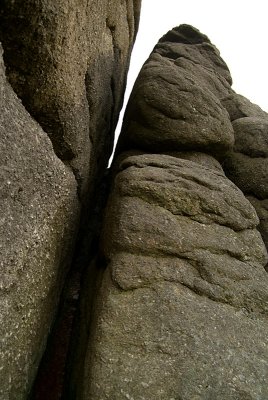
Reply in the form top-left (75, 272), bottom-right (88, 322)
top-left (0, 44), bottom-right (79, 399)
top-left (82, 154), bottom-right (268, 399)
top-left (116, 25), bottom-right (234, 158)
top-left (0, 0), bottom-right (141, 199)
top-left (1, 9), bottom-right (268, 399)
top-left (78, 25), bottom-right (268, 399)
top-left (224, 116), bottom-right (268, 270)
top-left (0, 1), bottom-right (141, 398)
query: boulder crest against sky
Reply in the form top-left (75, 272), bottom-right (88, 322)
top-left (117, 25), bottom-right (234, 158)
top-left (75, 25), bottom-right (268, 400)
top-left (1, 14), bottom-right (268, 399)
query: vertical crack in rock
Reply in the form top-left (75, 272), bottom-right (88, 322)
top-left (0, 1), bottom-right (141, 399)
top-left (0, 43), bottom-right (80, 400)
top-left (74, 25), bottom-right (268, 400)
top-left (1, 3), bottom-right (268, 397)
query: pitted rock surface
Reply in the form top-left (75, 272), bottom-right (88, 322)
top-left (0, 45), bottom-right (80, 399)
top-left (0, 2), bottom-right (141, 398)
top-left (223, 93), bottom-right (268, 122)
top-left (117, 25), bottom-right (234, 157)
top-left (82, 154), bottom-right (268, 399)
top-left (224, 115), bottom-right (268, 268)
top-left (2, 15), bottom-right (268, 399)
top-left (73, 25), bottom-right (268, 400)
top-left (0, 0), bottom-right (141, 198)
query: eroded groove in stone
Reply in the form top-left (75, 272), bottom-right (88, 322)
top-left (1, 10), bottom-right (268, 399)
top-left (0, 2), bottom-right (141, 399)
top-left (77, 25), bottom-right (268, 400)
top-left (224, 114), bottom-right (268, 269)
top-left (0, 0), bottom-right (141, 200)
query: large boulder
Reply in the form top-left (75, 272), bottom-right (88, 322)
top-left (117, 25), bottom-right (234, 158)
top-left (0, 45), bottom-right (80, 398)
top-left (222, 93), bottom-right (268, 122)
top-left (224, 116), bottom-right (268, 268)
top-left (0, 0), bottom-right (141, 198)
top-left (74, 24), bottom-right (268, 399)
top-left (0, 1), bottom-right (142, 397)
top-left (81, 154), bottom-right (268, 399)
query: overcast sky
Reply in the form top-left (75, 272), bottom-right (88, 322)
top-left (113, 0), bottom-right (267, 150)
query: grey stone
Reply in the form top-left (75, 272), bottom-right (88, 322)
top-left (222, 92), bottom-right (268, 122)
top-left (232, 117), bottom-right (268, 158)
top-left (0, 0), bottom-right (141, 198)
top-left (161, 151), bottom-right (224, 172)
top-left (224, 116), bottom-right (268, 198)
top-left (247, 196), bottom-right (268, 271)
top-left (224, 116), bottom-right (268, 268)
top-left (81, 154), bottom-right (268, 399)
top-left (114, 150), bottom-right (224, 173)
top-left (117, 25), bottom-right (234, 158)
top-left (224, 152), bottom-right (268, 199)
top-left (0, 45), bottom-right (80, 399)
top-left (157, 25), bottom-right (231, 84)
top-left (0, 1), bottom-right (142, 397)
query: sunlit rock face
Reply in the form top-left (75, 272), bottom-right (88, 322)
top-left (79, 25), bottom-right (268, 400)
top-left (0, 1), bottom-right (141, 398)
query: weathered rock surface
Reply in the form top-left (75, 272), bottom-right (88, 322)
top-left (82, 154), bottom-right (268, 399)
top-left (0, 0), bottom-right (141, 198)
top-left (74, 25), bottom-right (268, 400)
top-left (223, 93), bottom-right (268, 122)
top-left (117, 25), bottom-right (234, 158)
top-left (0, 1), bottom-right (141, 398)
top-left (2, 10), bottom-right (268, 399)
top-left (224, 116), bottom-right (268, 268)
top-left (0, 45), bottom-right (80, 399)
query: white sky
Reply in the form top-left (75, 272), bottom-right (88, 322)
top-left (112, 0), bottom-right (267, 157)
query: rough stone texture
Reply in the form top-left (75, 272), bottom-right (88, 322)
top-left (82, 154), bottom-right (268, 399)
top-left (224, 116), bottom-right (268, 268)
top-left (0, 0), bottom-right (141, 198)
top-left (74, 25), bottom-right (268, 400)
top-left (2, 12), bottom-right (267, 398)
top-left (223, 93), bottom-right (268, 122)
top-left (0, 45), bottom-right (80, 399)
top-left (117, 25), bottom-right (234, 158)
top-left (0, 1), bottom-right (141, 398)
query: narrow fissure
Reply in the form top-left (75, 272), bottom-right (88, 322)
top-left (29, 169), bottom-right (112, 400)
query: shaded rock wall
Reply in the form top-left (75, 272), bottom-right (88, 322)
top-left (0, 0), bottom-right (141, 199)
top-left (224, 117), bottom-right (268, 270)
top-left (0, 45), bottom-right (79, 399)
top-left (0, 1), bottom-right (141, 399)
top-left (78, 25), bottom-right (268, 399)
top-left (1, 7), bottom-right (268, 398)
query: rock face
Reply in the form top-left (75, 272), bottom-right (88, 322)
top-left (83, 154), bottom-right (268, 399)
top-left (79, 25), bottom-right (268, 399)
top-left (1, 10), bottom-right (268, 399)
top-left (0, 0), bottom-right (141, 198)
top-left (224, 116), bottom-right (268, 269)
top-left (117, 25), bottom-right (234, 158)
top-left (0, 45), bottom-right (79, 399)
top-left (0, 1), bottom-right (141, 398)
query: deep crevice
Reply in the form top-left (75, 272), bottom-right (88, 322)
top-left (29, 169), bottom-right (112, 400)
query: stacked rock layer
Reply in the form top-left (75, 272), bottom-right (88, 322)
top-left (80, 25), bottom-right (268, 399)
